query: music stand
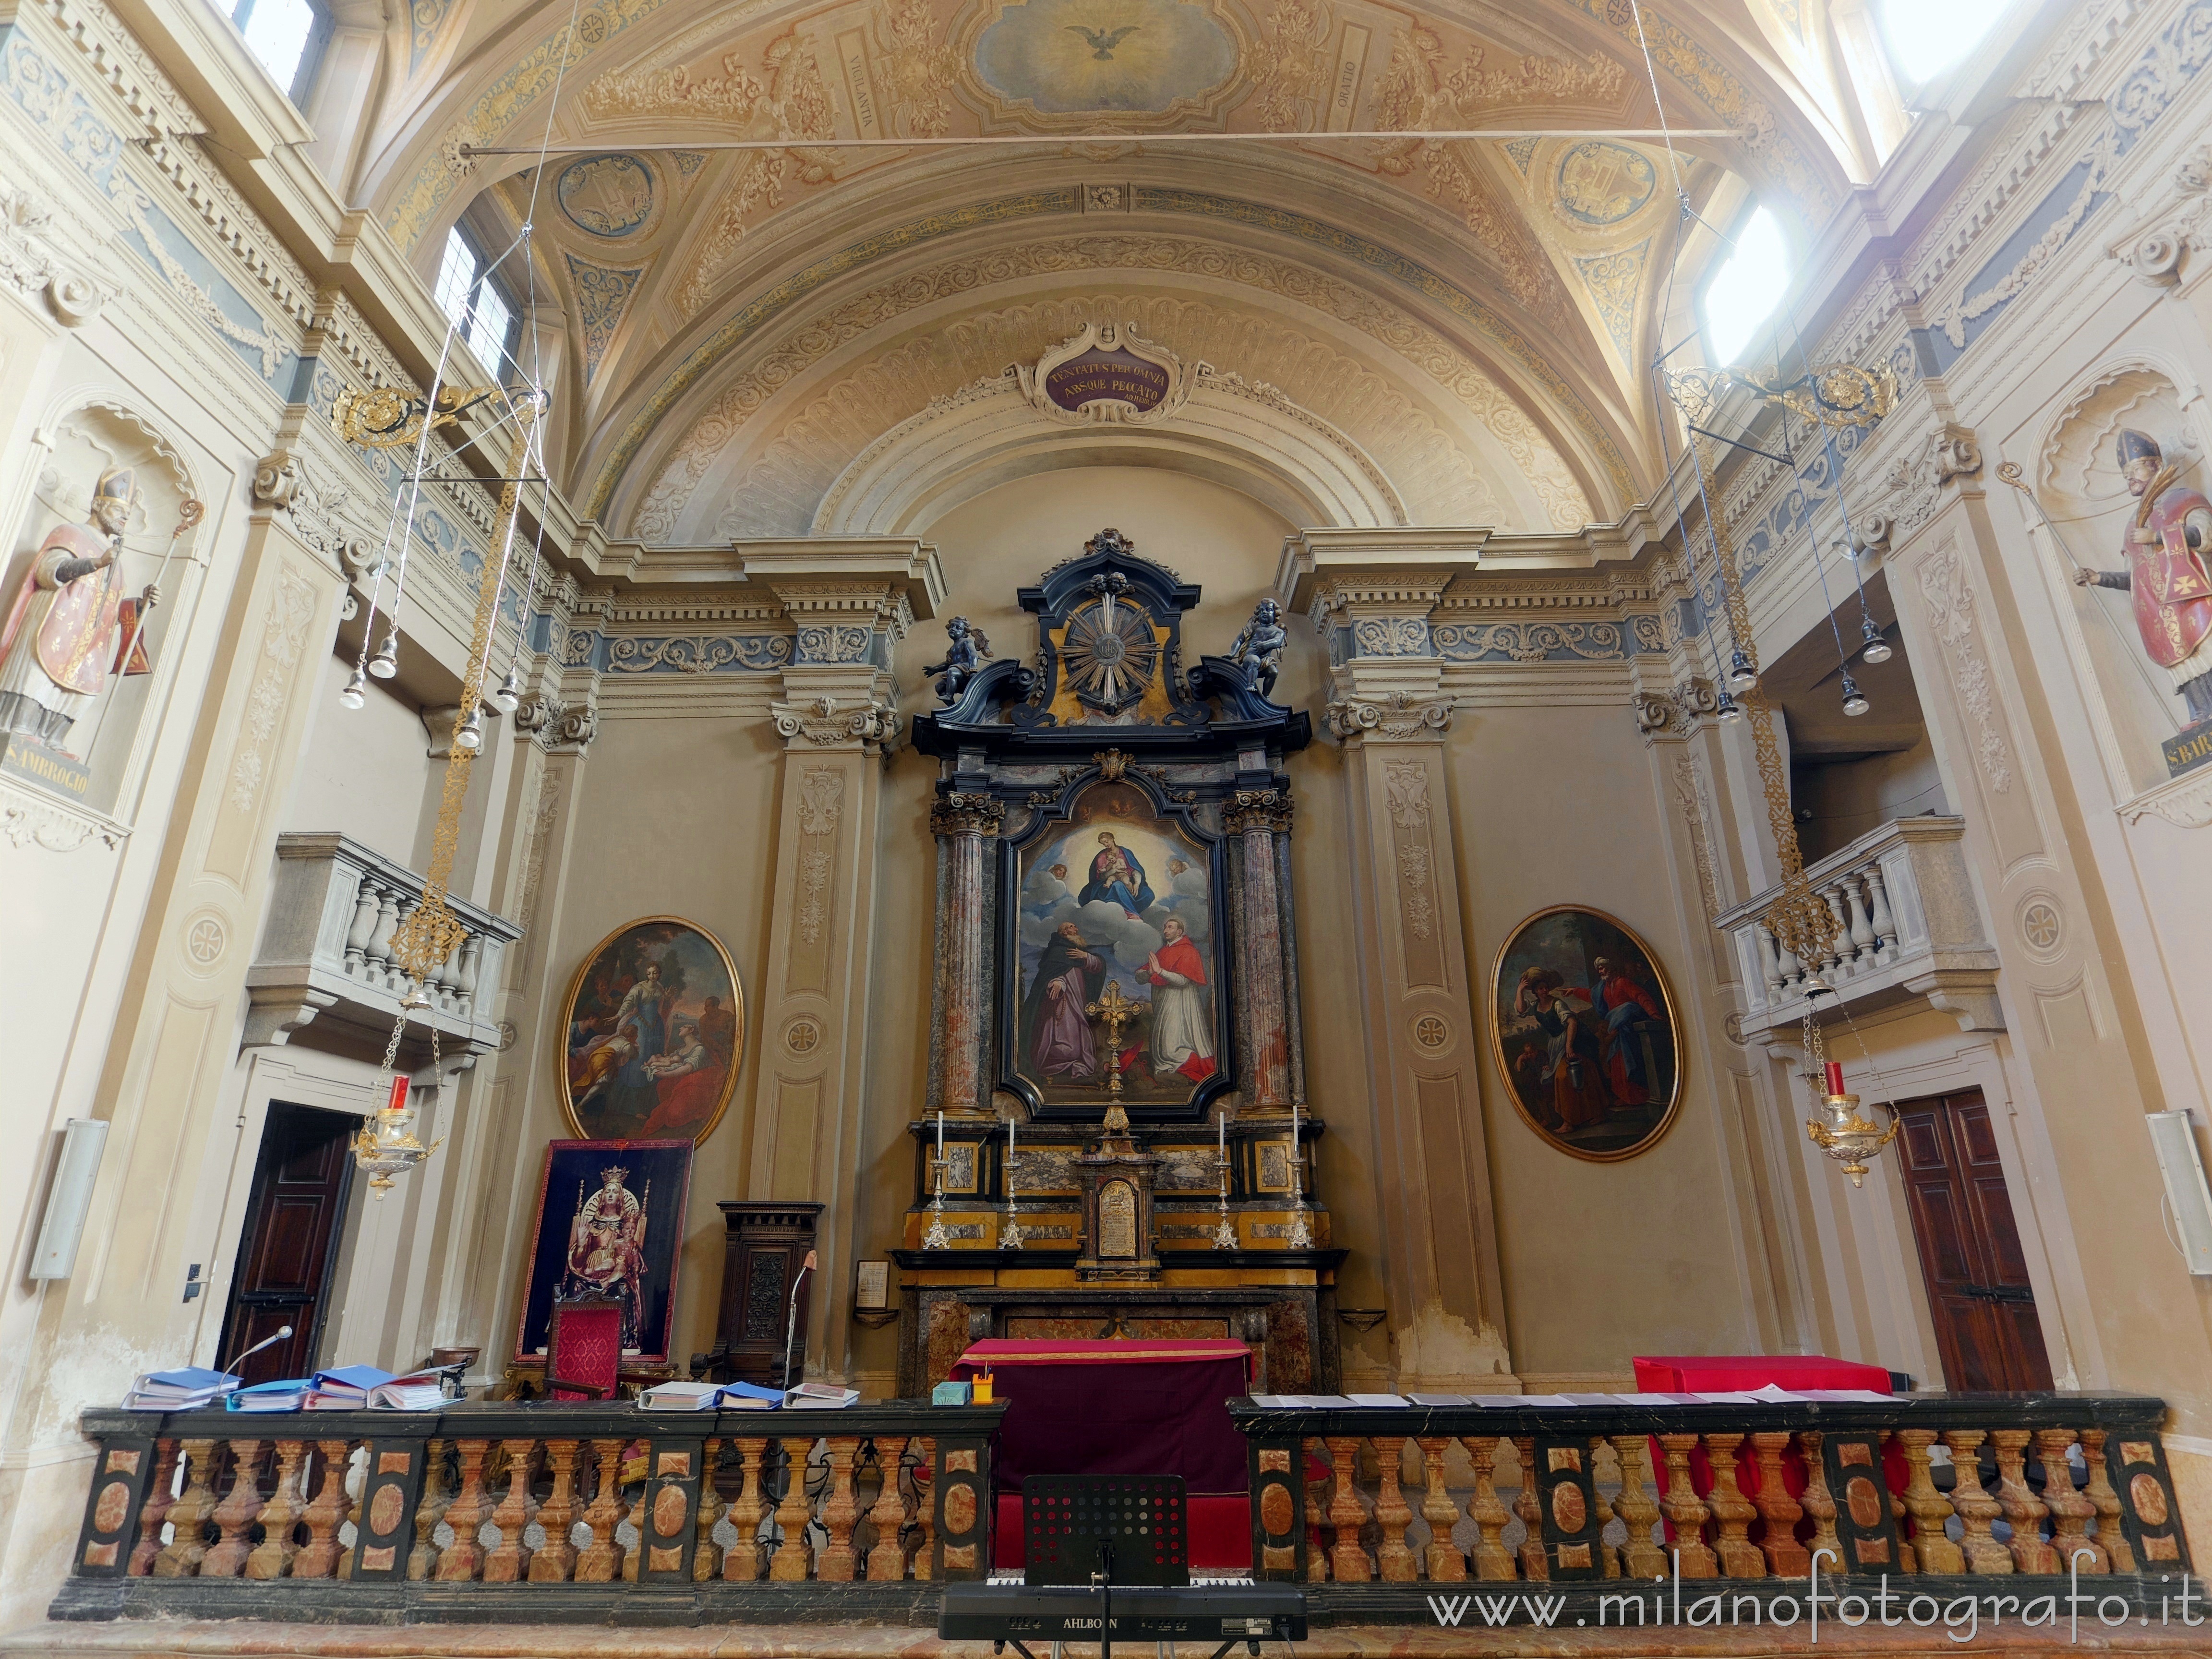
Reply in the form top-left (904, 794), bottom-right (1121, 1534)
top-left (1022, 1475), bottom-right (1186, 1659)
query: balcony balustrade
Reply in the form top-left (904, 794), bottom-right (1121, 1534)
top-left (1717, 816), bottom-right (2002, 1039)
top-left (242, 831), bottom-right (523, 1052)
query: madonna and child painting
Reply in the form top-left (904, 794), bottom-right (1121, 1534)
top-left (1488, 905), bottom-right (1683, 1162)
top-left (1010, 781), bottom-right (1226, 1114)
top-left (558, 917), bottom-right (743, 1144)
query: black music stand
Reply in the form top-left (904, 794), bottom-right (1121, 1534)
top-left (1021, 1474), bottom-right (1186, 1659)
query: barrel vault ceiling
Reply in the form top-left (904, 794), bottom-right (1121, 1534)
top-left (350, 0), bottom-right (1875, 541)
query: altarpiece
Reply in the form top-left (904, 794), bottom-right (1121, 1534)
top-left (893, 529), bottom-right (1342, 1393)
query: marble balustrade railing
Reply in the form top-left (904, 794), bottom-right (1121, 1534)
top-left (1714, 816), bottom-right (2003, 1039)
top-left (1230, 1394), bottom-right (2189, 1599)
top-left (56, 1401), bottom-right (1002, 1623)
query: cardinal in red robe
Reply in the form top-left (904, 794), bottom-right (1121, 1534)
top-left (1143, 914), bottom-right (1216, 1082)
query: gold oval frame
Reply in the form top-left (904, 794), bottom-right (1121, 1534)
top-left (1485, 903), bottom-right (1684, 1164)
top-left (554, 915), bottom-right (744, 1146)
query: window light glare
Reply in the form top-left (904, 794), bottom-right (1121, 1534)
top-left (235, 0), bottom-right (315, 93)
top-left (1703, 207), bottom-right (1789, 366)
top-left (468, 283), bottom-right (513, 373)
top-left (433, 230), bottom-right (475, 332)
top-left (1879, 0), bottom-right (2012, 82)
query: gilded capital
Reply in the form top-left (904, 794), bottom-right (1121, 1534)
top-left (929, 791), bottom-right (1006, 836)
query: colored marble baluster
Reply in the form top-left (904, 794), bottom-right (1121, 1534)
top-left (334, 1447), bottom-right (367, 1582)
top-left (693, 1439), bottom-right (724, 1582)
top-left (913, 1438), bottom-right (937, 1581)
top-left (2036, 1429), bottom-right (2104, 1573)
top-left (2080, 1430), bottom-right (2134, 1572)
top-left (1747, 1432), bottom-right (1809, 1576)
top-left (292, 1440), bottom-right (351, 1580)
top-left (406, 1442), bottom-right (450, 1580)
top-left (1609, 1434), bottom-right (1668, 1579)
top-left (1942, 1431), bottom-right (2011, 1574)
top-left (1303, 1439), bottom-right (1330, 1583)
top-left (817, 1435), bottom-right (863, 1581)
top-left (434, 1439), bottom-right (493, 1581)
top-left (1702, 1433), bottom-right (1764, 1577)
top-left (1990, 1430), bottom-right (2056, 1574)
top-left (770, 1437), bottom-right (816, 1581)
top-left (245, 1439), bottom-right (307, 1579)
top-left (1657, 1434), bottom-right (1717, 1577)
top-left (1256, 1446), bottom-right (1299, 1578)
top-left (530, 1439), bottom-right (582, 1583)
top-left (1508, 1438), bottom-right (1548, 1581)
top-left (1893, 1429), bottom-right (1958, 1574)
top-left (1462, 1436), bottom-right (1515, 1582)
top-left (1369, 1436), bottom-right (1417, 1582)
top-left (621, 1453), bottom-right (651, 1584)
top-left (576, 1440), bottom-right (627, 1583)
top-left (1881, 1433), bottom-right (1918, 1574)
top-left (154, 1438), bottom-right (223, 1578)
top-left (866, 1435), bottom-right (911, 1581)
top-left (1322, 1436), bottom-right (1372, 1582)
top-left (1795, 1432), bottom-right (1842, 1575)
top-left (1414, 1437), bottom-right (1467, 1581)
top-left (725, 1438), bottom-right (769, 1582)
top-left (483, 1437), bottom-right (539, 1582)
top-left (128, 1439), bottom-right (179, 1577)
top-left (200, 1438), bottom-right (265, 1578)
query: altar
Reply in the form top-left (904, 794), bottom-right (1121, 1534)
top-left (893, 531), bottom-right (1344, 1397)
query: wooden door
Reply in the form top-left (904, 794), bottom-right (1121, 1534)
top-left (216, 1102), bottom-right (357, 1385)
top-left (1894, 1089), bottom-right (2054, 1392)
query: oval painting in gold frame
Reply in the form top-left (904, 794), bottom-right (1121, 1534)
top-left (1487, 904), bottom-right (1683, 1163)
top-left (556, 916), bottom-right (743, 1145)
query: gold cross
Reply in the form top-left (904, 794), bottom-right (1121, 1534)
top-left (1085, 979), bottom-right (1146, 1134)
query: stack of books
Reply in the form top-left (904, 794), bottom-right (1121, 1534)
top-left (785, 1382), bottom-right (859, 1409)
top-left (637, 1379), bottom-right (789, 1411)
top-left (305, 1365), bottom-right (396, 1409)
top-left (226, 1379), bottom-right (312, 1412)
top-left (366, 1370), bottom-right (455, 1410)
top-left (123, 1367), bottom-right (239, 1411)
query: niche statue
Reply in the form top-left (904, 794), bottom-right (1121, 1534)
top-left (924, 614), bottom-right (992, 705)
top-left (1228, 598), bottom-right (1286, 699)
top-left (2074, 429), bottom-right (2212, 726)
top-left (0, 466), bottom-right (159, 753)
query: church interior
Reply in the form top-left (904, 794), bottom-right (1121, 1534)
top-left (5, 0), bottom-right (2212, 1643)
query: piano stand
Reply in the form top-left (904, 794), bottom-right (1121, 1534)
top-left (991, 1638), bottom-right (1264, 1659)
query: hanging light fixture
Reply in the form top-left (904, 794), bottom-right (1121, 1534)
top-left (353, 1005), bottom-right (438, 1197)
top-left (1840, 673), bottom-right (1870, 717)
top-left (1715, 688), bottom-right (1745, 723)
top-left (1804, 1056), bottom-right (1899, 1189)
top-left (1727, 646), bottom-right (1759, 691)
top-left (453, 706), bottom-right (485, 752)
top-left (492, 662), bottom-right (522, 714)
top-left (368, 632), bottom-right (400, 679)
top-left (339, 667), bottom-right (368, 709)
top-left (1859, 617), bottom-right (1893, 664)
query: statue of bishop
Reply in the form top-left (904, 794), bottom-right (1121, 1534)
top-left (0, 466), bottom-right (158, 754)
top-left (2074, 429), bottom-right (2212, 726)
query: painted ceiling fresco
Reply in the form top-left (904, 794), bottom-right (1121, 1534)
top-left (365, 0), bottom-right (1856, 541)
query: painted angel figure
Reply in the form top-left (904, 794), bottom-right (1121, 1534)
top-left (923, 614), bottom-right (992, 705)
top-left (1228, 598), bottom-right (1287, 699)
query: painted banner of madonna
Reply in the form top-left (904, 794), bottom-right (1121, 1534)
top-left (1004, 780), bottom-right (1229, 1118)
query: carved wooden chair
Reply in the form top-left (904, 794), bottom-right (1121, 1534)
top-left (545, 1295), bottom-right (624, 1401)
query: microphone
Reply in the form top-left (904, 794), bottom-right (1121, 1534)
top-left (781, 1252), bottom-right (817, 1393)
top-left (219, 1325), bottom-right (294, 1375)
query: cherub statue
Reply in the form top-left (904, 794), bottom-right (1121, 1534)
top-left (923, 615), bottom-right (992, 705)
top-left (1228, 598), bottom-right (1286, 699)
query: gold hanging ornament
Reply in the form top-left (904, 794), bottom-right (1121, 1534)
top-left (339, 389), bottom-right (539, 1195)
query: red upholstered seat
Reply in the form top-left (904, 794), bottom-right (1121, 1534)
top-left (547, 1297), bottom-right (623, 1401)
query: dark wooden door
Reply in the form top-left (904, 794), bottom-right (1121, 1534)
top-left (1894, 1089), bottom-right (2054, 1392)
top-left (216, 1102), bottom-right (356, 1385)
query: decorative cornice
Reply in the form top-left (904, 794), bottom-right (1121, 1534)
top-left (513, 691), bottom-right (599, 752)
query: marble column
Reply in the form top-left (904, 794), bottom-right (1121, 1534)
top-left (929, 791), bottom-right (1004, 1117)
top-left (1224, 788), bottom-right (1295, 1112)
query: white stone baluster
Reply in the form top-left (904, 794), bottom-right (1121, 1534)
top-left (343, 879), bottom-right (380, 974)
top-left (1864, 863), bottom-right (1897, 963)
top-left (1756, 926), bottom-right (1784, 1004)
top-left (1822, 884), bottom-right (1851, 977)
top-left (1845, 872), bottom-right (1875, 969)
top-left (364, 883), bottom-right (401, 983)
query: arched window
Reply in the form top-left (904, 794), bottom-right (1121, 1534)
top-left (1700, 206), bottom-right (1791, 365)
top-left (221, 0), bottom-right (330, 103)
top-left (1876, 0), bottom-right (2013, 83)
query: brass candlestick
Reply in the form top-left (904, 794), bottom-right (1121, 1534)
top-left (923, 1147), bottom-right (952, 1250)
top-left (1212, 1151), bottom-right (1237, 1250)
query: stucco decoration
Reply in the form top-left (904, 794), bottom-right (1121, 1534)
top-left (625, 241), bottom-right (1589, 541)
top-left (564, 254), bottom-right (648, 382)
top-left (1555, 142), bottom-right (1656, 225)
top-left (968, 0), bottom-right (1238, 121)
top-left (1013, 322), bottom-right (1195, 423)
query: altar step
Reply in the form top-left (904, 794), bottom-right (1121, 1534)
top-left (6, 1620), bottom-right (2210, 1659)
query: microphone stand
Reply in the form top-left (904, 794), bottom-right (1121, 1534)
top-left (780, 1251), bottom-right (816, 1394)
top-left (219, 1324), bottom-right (295, 1377)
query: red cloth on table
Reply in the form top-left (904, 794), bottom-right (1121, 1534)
top-left (1633, 1355), bottom-right (1899, 1546)
top-left (953, 1339), bottom-right (1255, 1572)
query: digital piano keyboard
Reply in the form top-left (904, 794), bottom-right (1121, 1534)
top-left (939, 1581), bottom-right (1308, 1655)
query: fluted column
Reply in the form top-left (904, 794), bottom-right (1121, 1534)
top-left (1224, 789), bottom-right (1295, 1111)
top-left (930, 792), bottom-right (1005, 1116)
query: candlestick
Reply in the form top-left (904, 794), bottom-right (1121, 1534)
top-left (1002, 1117), bottom-right (1024, 1250)
top-left (924, 1113), bottom-right (951, 1250)
top-left (1213, 1113), bottom-right (1236, 1250)
top-left (1825, 1060), bottom-right (1846, 1097)
top-left (1287, 1098), bottom-right (1311, 1248)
